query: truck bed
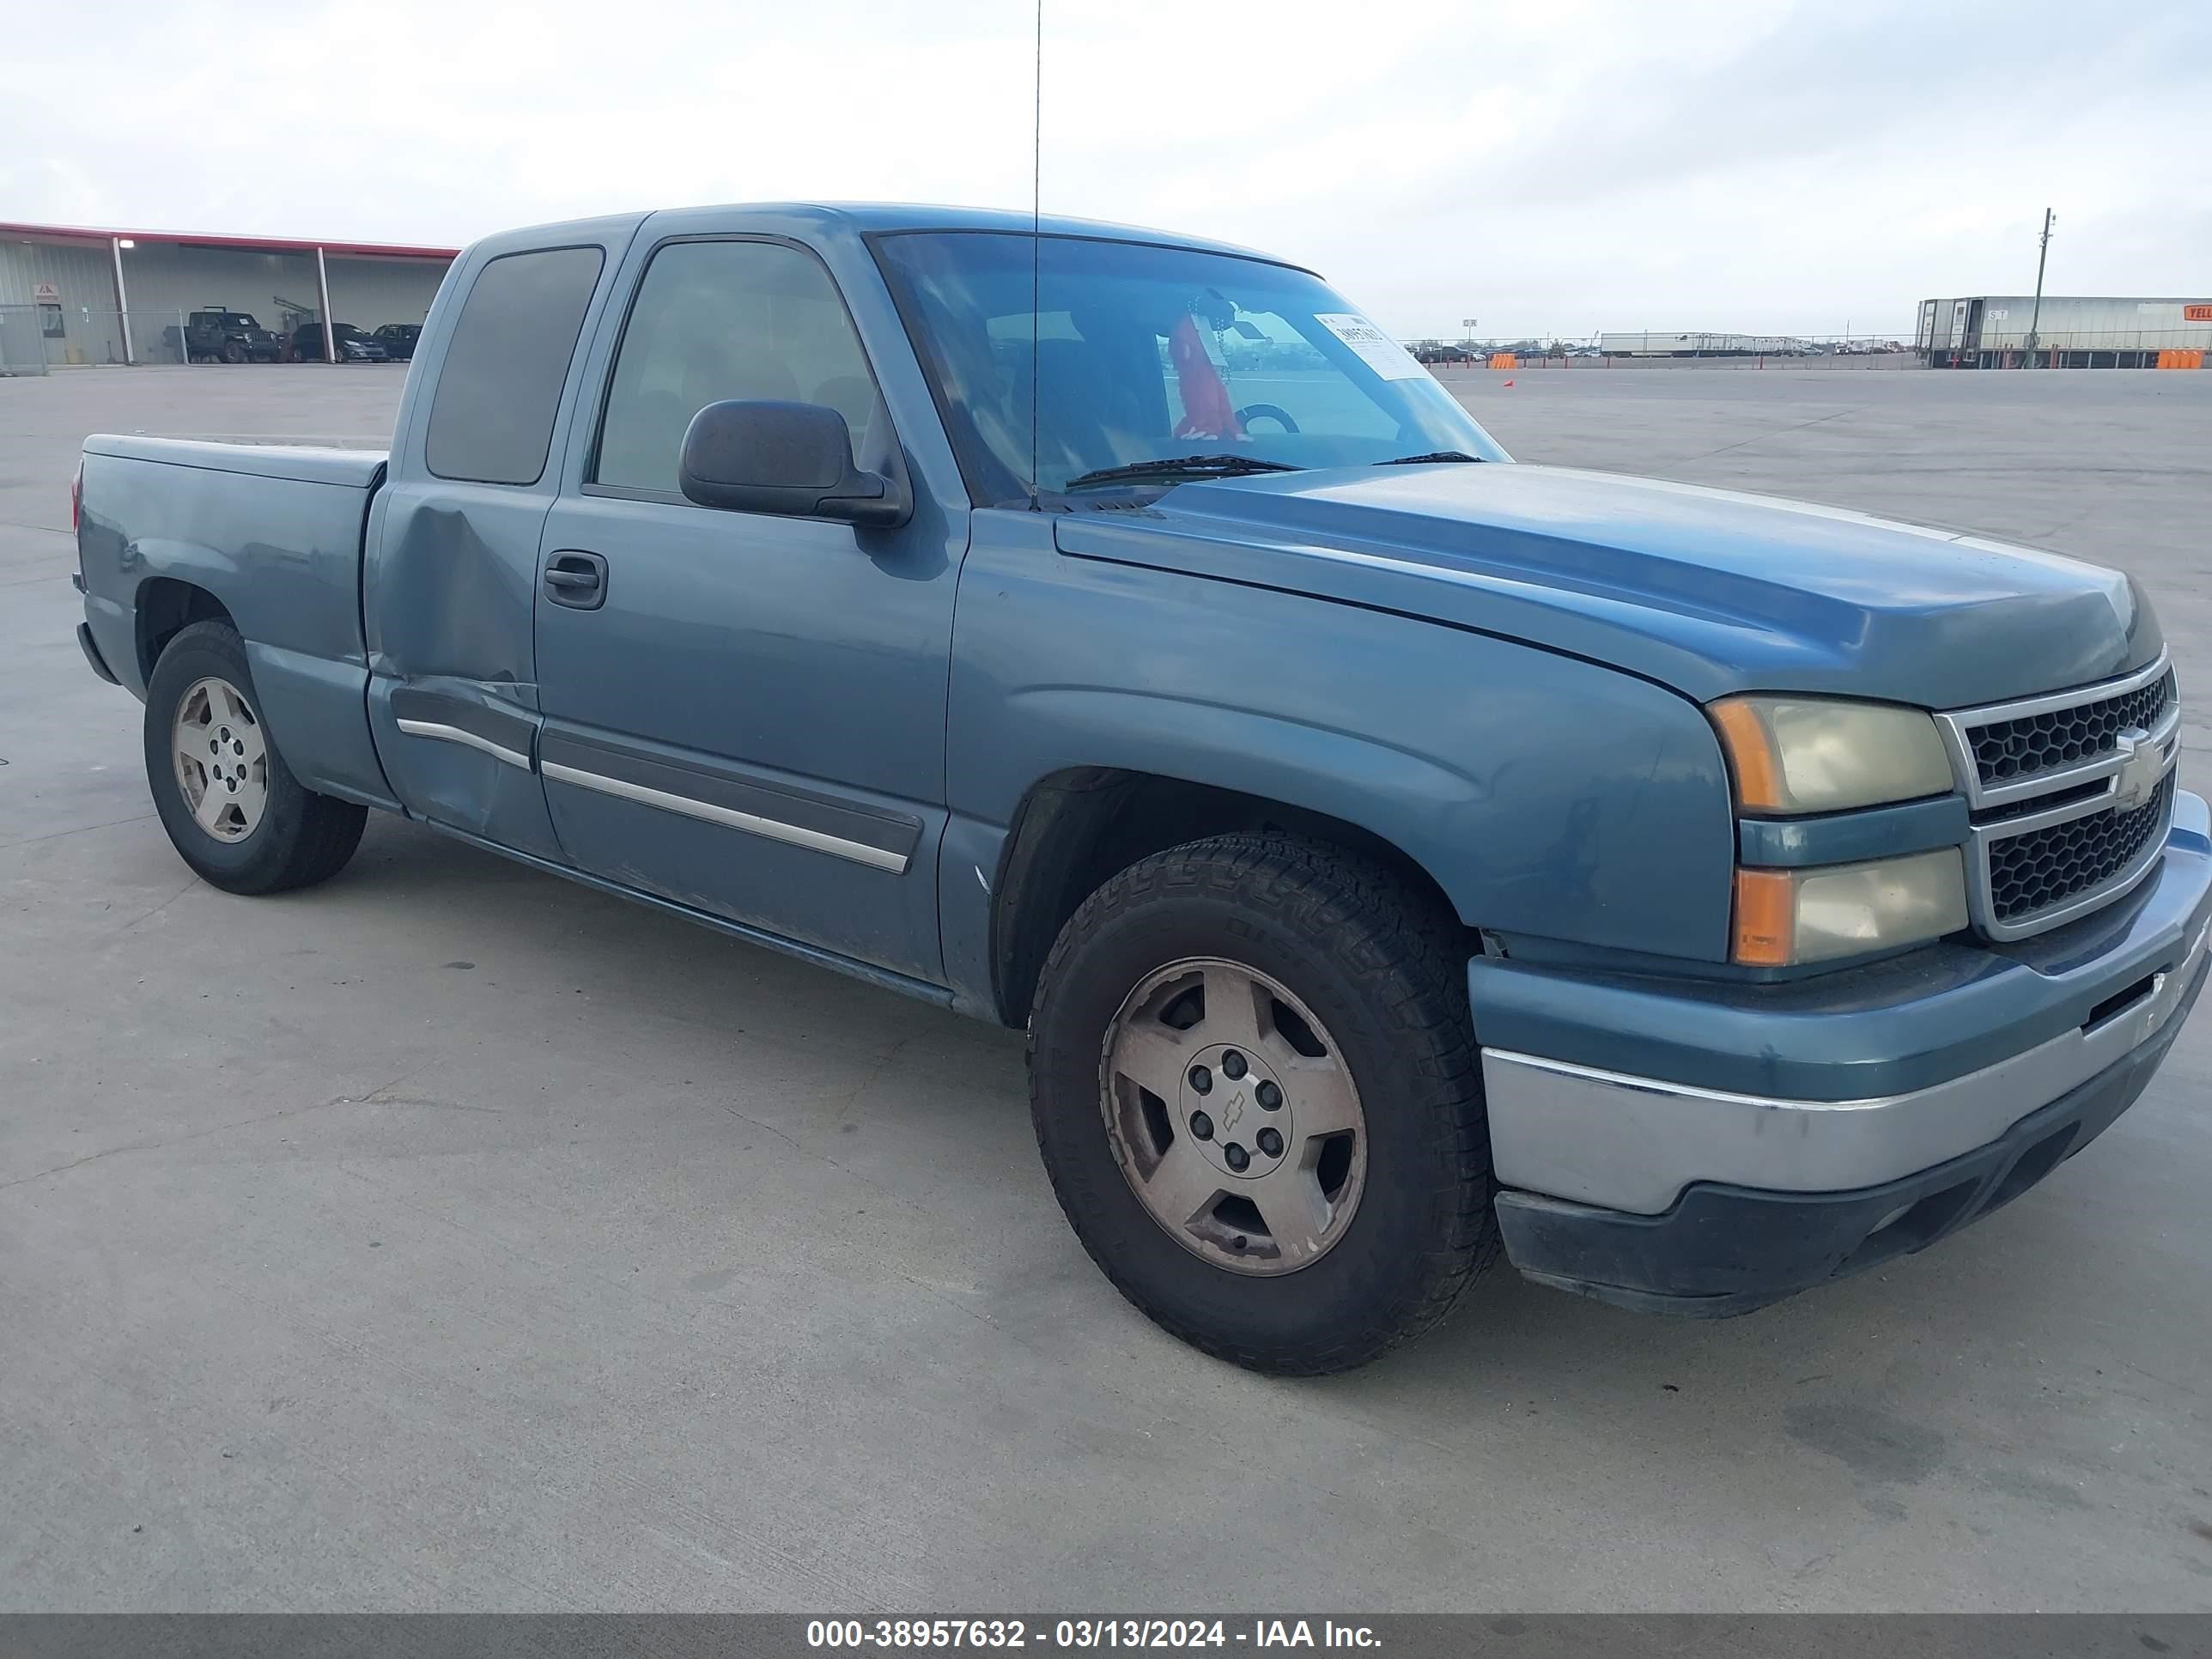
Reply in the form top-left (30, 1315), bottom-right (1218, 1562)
top-left (82, 434), bottom-right (388, 489)
top-left (76, 434), bottom-right (397, 811)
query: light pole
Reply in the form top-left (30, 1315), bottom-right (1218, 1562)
top-left (2025, 208), bottom-right (2055, 363)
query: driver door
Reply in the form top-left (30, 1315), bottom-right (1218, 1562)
top-left (532, 233), bottom-right (960, 981)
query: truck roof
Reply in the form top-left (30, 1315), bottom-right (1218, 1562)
top-left (468, 203), bottom-right (1298, 269)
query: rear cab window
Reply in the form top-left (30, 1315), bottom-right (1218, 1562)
top-left (426, 246), bottom-right (606, 485)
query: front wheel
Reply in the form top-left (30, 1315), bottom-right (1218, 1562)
top-left (143, 620), bottom-right (367, 894)
top-left (1028, 833), bottom-right (1497, 1374)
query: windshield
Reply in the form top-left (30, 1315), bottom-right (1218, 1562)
top-left (874, 232), bottom-right (1505, 501)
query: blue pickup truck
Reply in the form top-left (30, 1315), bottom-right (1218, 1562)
top-left (74, 204), bottom-right (2208, 1373)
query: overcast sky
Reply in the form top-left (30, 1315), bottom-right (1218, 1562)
top-left (9, 0), bottom-right (2209, 338)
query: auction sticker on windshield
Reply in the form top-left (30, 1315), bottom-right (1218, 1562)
top-left (1314, 313), bottom-right (1425, 380)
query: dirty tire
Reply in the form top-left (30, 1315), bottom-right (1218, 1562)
top-left (1029, 832), bottom-right (1497, 1374)
top-left (143, 619), bottom-right (367, 895)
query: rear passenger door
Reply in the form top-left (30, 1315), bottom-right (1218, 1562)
top-left (366, 235), bottom-right (623, 859)
top-left (531, 230), bottom-right (963, 982)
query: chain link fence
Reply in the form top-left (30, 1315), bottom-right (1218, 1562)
top-left (1407, 328), bottom-right (2209, 372)
top-left (0, 305), bottom-right (190, 371)
top-left (0, 306), bottom-right (46, 375)
top-left (1407, 334), bottom-right (1922, 371)
top-left (1927, 331), bottom-right (2211, 369)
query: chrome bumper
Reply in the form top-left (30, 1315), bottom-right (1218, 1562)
top-left (1481, 796), bottom-right (2212, 1217)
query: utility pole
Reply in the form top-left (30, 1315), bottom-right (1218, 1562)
top-left (2025, 208), bottom-right (2055, 362)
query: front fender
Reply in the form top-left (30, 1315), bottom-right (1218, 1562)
top-left (943, 514), bottom-right (1735, 975)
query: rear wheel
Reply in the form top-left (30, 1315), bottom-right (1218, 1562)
top-left (1028, 833), bottom-right (1497, 1374)
top-left (143, 620), bottom-right (367, 894)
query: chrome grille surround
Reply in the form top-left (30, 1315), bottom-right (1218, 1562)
top-left (1934, 651), bottom-right (2180, 941)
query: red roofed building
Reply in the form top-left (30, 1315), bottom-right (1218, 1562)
top-left (0, 220), bottom-right (458, 369)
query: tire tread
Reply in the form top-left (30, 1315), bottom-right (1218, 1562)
top-left (144, 620), bottom-right (367, 895)
top-left (1028, 831), bottom-right (1497, 1375)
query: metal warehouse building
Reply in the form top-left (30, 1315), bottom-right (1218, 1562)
top-left (0, 221), bottom-right (455, 373)
top-left (1597, 331), bottom-right (1809, 357)
top-left (1917, 295), bottom-right (2212, 368)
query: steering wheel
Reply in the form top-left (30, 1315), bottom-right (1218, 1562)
top-left (1237, 404), bottom-right (1298, 434)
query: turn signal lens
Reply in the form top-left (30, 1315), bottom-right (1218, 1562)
top-left (1731, 869), bottom-right (1799, 966)
top-left (1711, 700), bottom-right (1785, 812)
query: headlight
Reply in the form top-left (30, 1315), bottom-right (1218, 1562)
top-left (1710, 696), bottom-right (1954, 813)
top-left (1733, 848), bottom-right (1969, 965)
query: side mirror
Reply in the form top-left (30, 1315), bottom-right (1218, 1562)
top-left (678, 400), bottom-right (911, 527)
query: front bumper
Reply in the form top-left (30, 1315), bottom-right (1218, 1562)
top-left (1473, 790), bottom-right (2212, 1313)
top-left (1498, 947), bottom-right (2204, 1314)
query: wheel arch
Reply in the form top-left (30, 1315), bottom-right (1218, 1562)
top-left (988, 766), bottom-right (1466, 1029)
top-left (135, 577), bottom-right (236, 685)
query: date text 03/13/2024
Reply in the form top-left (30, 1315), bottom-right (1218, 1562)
top-left (805, 1620), bottom-right (1382, 1649)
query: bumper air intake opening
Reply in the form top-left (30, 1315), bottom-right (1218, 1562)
top-left (2085, 972), bottom-right (2160, 1031)
top-left (1837, 1178), bottom-right (1978, 1274)
top-left (1986, 1122), bottom-right (2081, 1210)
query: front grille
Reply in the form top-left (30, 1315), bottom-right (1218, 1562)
top-left (1941, 654), bottom-right (2181, 939)
top-left (1966, 671), bottom-right (2174, 787)
top-left (1985, 777), bottom-right (2172, 922)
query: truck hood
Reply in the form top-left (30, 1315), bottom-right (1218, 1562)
top-left (1052, 462), bottom-right (2159, 708)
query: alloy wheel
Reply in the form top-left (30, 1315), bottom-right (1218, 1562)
top-left (171, 676), bottom-right (268, 842)
top-left (1100, 957), bottom-right (1367, 1275)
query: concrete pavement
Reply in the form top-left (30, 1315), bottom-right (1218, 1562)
top-left (4, 364), bottom-right (2210, 1611)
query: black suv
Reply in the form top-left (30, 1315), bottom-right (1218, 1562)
top-left (369, 323), bottom-right (422, 362)
top-left (170, 309), bottom-right (283, 364)
top-left (291, 323), bottom-right (390, 363)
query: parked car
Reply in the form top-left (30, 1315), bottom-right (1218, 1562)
top-left (1415, 343), bottom-right (1475, 364)
top-left (370, 322), bottom-right (422, 362)
top-left (290, 322), bottom-right (389, 362)
top-left (73, 204), bottom-right (2207, 1374)
top-left (167, 309), bottom-right (283, 364)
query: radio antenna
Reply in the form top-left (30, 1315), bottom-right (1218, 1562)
top-left (1029, 0), bottom-right (1042, 507)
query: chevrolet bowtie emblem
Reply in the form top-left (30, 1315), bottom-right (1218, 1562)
top-left (2111, 729), bottom-right (2166, 814)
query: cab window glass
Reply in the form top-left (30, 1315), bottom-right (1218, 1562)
top-left (595, 240), bottom-right (878, 495)
top-left (876, 231), bottom-right (1502, 501)
top-left (425, 246), bottom-right (605, 486)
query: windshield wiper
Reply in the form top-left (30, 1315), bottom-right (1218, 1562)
top-left (1062, 454), bottom-right (1303, 490)
top-left (1377, 450), bottom-right (1484, 465)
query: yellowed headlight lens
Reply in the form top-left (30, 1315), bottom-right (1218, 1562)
top-left (1710, 696), bottom-right (1954, 814)
top-left (1732, 848), bottom-right (1969, 965)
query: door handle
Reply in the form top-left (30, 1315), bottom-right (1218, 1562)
top-left (544, 550), bottom-right (607, 610)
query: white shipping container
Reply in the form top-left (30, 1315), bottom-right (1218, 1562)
top-left (1917, 296), bottom-right (2212, 352)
